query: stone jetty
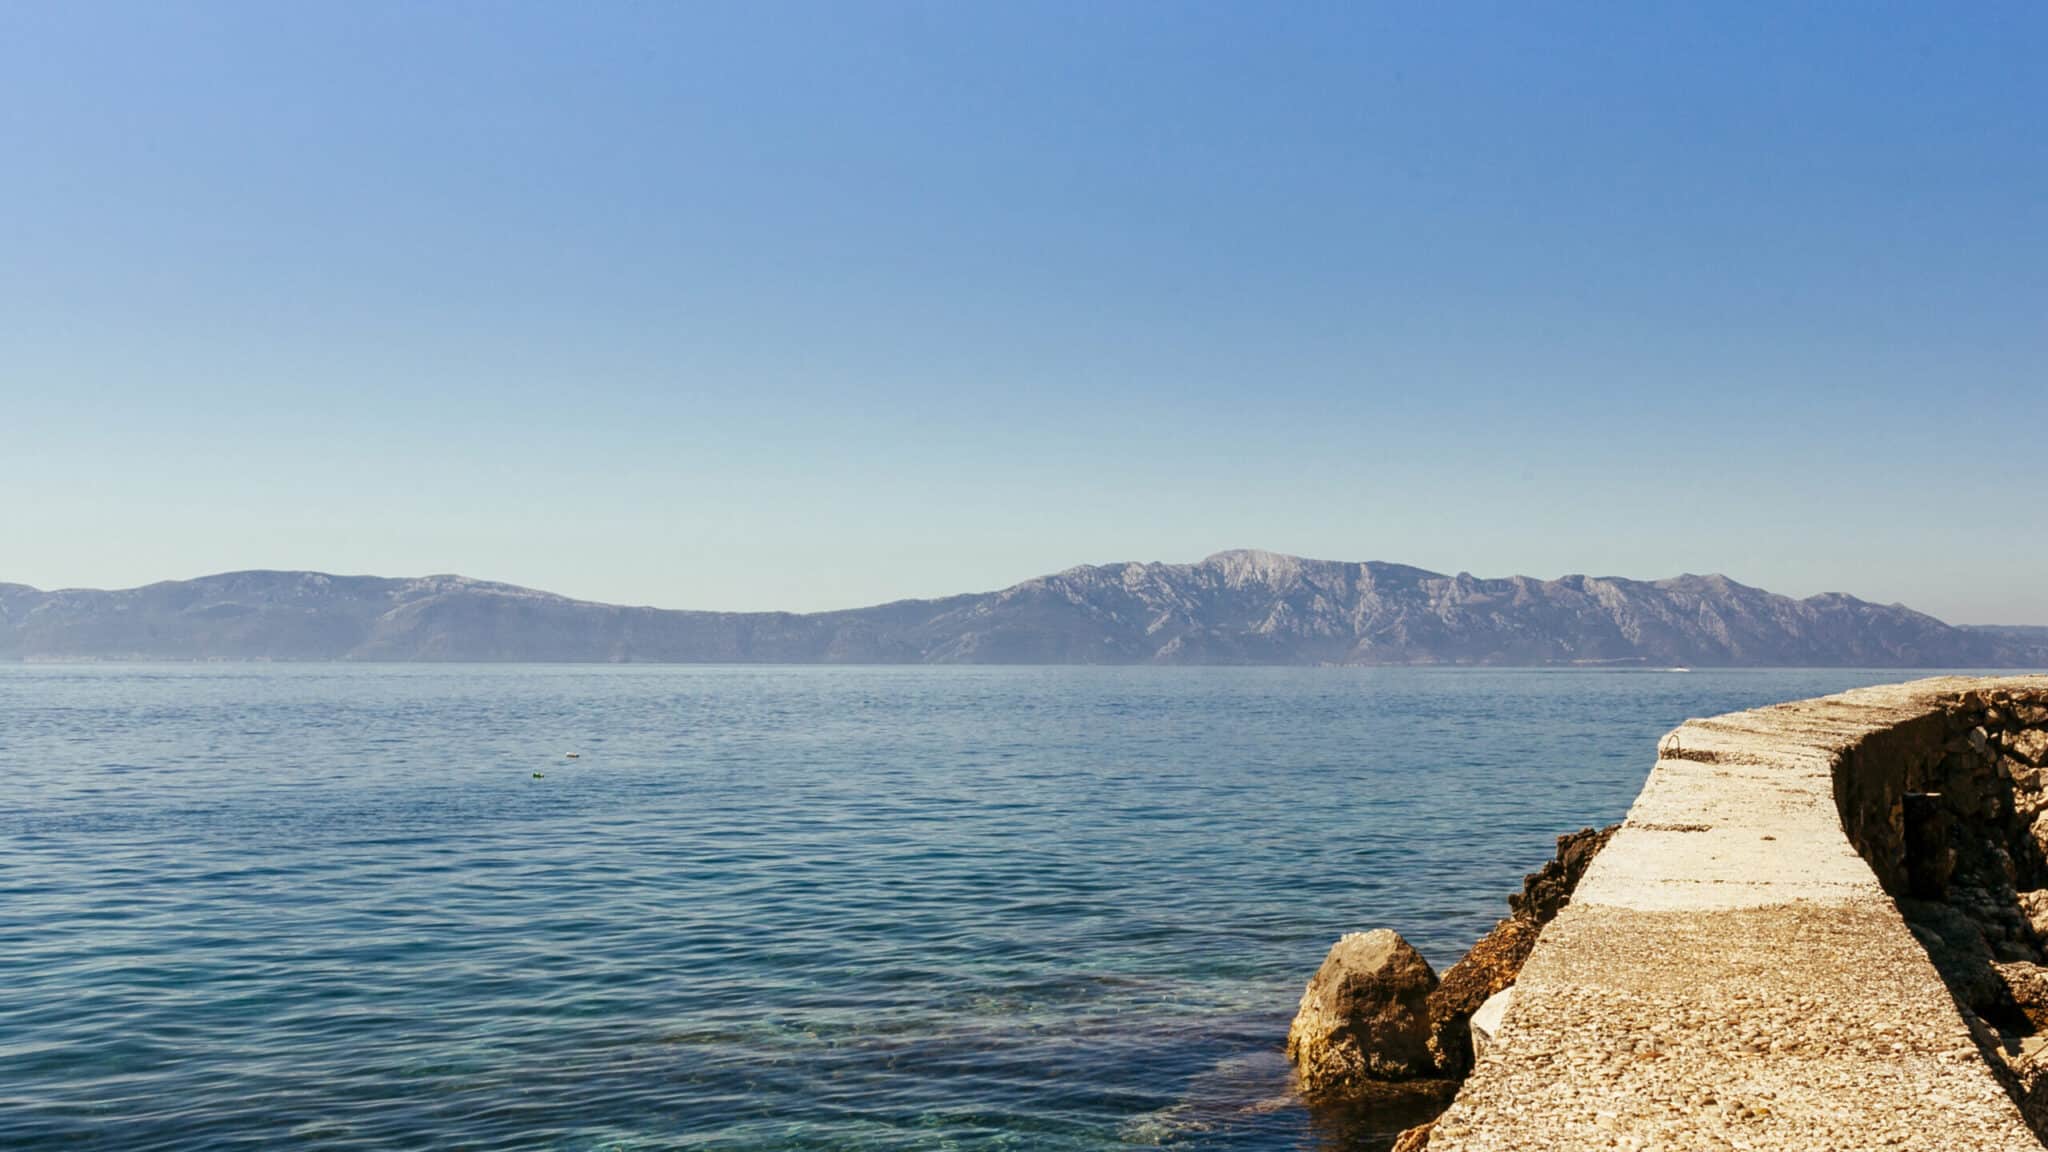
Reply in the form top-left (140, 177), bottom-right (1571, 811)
top-left (1296, 676), bottom-right (2048, 1151)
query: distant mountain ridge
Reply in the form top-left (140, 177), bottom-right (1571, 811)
top-left (2, 551), bottom-right (2041, 667)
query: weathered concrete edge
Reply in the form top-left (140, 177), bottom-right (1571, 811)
top-left (1426, 675), bottom-right (2048, 1151)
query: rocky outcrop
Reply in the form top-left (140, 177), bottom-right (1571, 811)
top-left (1287, 929), bottom-right (1440, 1093)
top-left (1289, 823), bottom-right (1619, 1152)
top-left (1508, 825), bottom-right (1616, 921)
top-left (1831, 683), bottom-right (2048, 1139)
top-left (1425, 825), bottom-right (1618, 1077)
top-left (1420, 918), bottom-right (1531, 1080)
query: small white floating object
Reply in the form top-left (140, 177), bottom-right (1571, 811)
top-left (565, 752), bottom-right (580, 759)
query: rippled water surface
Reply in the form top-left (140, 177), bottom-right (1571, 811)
top-left (0, 665), bottom-right (1948, 1150)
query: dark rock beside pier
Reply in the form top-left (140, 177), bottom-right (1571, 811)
top-left (1287, 929), bottom-right (1441, 1091)
top-left (1426, 824), bottom-right (1619, 1078)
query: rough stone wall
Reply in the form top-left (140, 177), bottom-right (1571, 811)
top-left (1832, 687), bottom-right (2048, 898)
top-left (1832, 685), bottom-right (2048, 1129)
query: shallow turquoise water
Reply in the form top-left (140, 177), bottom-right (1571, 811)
top-left (0, 665), bottom-right (1949, 1150)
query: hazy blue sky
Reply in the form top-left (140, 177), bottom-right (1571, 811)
top-left (3, 2), bottom-right (2043, 622)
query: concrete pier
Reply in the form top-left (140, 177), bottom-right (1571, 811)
top-left (1427, 676), bottom-right (2048, 1152)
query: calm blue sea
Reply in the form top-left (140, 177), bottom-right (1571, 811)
top-left (0, 665), bottom-right (1947, 1150)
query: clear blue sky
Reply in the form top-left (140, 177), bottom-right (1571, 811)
top-left (3, 2), bottom-right (2043, 623)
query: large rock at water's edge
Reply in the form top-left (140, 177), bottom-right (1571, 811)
top-left (1287, 929), bottom-right (1439, 1093)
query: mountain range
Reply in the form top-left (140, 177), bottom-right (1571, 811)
top-left (2, 551), bottom-right (2040, 667)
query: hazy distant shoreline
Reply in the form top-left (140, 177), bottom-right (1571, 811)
top-left (5, 551), bottom-right (2043, 668)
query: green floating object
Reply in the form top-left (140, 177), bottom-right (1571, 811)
top-left (532, 772), bottom-right (545, 779)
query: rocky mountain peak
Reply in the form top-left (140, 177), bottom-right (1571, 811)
top-left (1199, 548), bottom-right (1314, 586)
